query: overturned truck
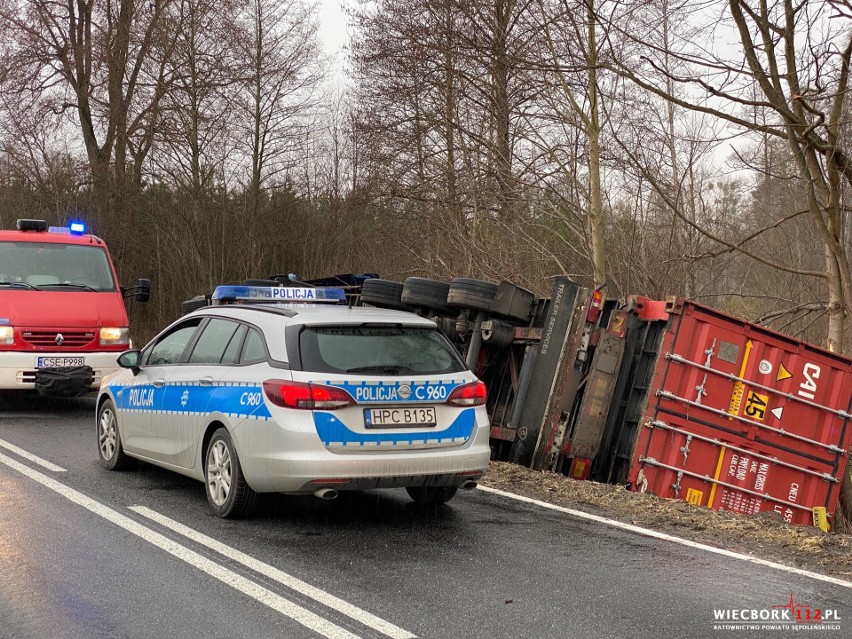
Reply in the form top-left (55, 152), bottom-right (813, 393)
top-left (183, 274), bottom-right (852, 528)
top-left (355, 276), bottom-right (852, 530)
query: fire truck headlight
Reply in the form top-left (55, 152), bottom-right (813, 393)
top-left (0, 326), bottom-right (14, 345)
top-left (100, 327), bottom-right (129, 346)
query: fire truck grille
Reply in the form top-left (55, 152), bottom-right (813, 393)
top-left (22, 331), bottom-right (96, 348)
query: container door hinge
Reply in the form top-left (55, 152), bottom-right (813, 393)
top-left (680, 435), bottom-right (692, 465)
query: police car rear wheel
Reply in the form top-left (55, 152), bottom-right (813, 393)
top-left (97, 399), bottom-right (132, 470)
top-left (406, 486), bottom-right (458, 505)
top-left (205, 428), bottom-right (257, 518)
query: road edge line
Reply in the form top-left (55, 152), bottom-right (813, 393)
top-left (476, 485), bottom-right (852, 590)
top-left (130, 505), bottom-right (417, 639)
top-left (0, 450), bottom-right (363, 639)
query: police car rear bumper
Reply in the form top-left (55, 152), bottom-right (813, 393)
top-left (235, 410), bottom-right (492, 493)
top-left (0, 351), bottom-right (120, 391)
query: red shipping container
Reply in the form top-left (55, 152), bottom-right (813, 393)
top-left (627, 299), bottom-right (852, 527)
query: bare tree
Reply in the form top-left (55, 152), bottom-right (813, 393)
top-left (604, 0), bottom-right (852, 351)
top-left (0, 0), bottom-right (174, 205)
top-left (600, 0), bottom-right (852, 529)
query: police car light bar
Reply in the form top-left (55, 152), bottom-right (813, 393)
top-left (212, 285), bottom-right (346, 304)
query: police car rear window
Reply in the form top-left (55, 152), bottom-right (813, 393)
top-left (298, 326), bottom-right (465, 376)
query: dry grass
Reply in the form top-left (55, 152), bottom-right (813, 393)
top-left (481, 461), bottom-right (852, 579)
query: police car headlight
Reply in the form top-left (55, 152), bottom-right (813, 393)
top-left (100, 327), bottom-right (130, 346)
top-left (0, 326), bottom-right (14, 345)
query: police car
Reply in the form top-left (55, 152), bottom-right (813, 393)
top-left (96, 285), bottom-right (490, 517)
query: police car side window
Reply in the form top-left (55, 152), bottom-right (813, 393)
top-left (188, 319), bottom-right (240, 365)
top-left (145, 321), bottom-right (201, 366)
top-left (221, 324), bottom-right (247, 365)
top-left (241, 329), bottom-right (267, 364)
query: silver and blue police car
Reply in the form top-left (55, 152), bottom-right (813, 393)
top-left (96, 285), bottom-right (490, 517)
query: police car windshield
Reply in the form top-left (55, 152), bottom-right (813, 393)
top-left (299, 326), bottom-right (465, 376)
top-left (0, 242), bottom-right (116, 292)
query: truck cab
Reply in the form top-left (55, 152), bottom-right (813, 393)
top-left (0, 219), bottom-right (149, 397)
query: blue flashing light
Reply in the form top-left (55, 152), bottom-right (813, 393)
top-left (212, 285), bottom-right (346, 304)
top-left (69, 221), bottom-right (86, 235)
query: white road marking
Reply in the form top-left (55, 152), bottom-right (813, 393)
top-left (0, 451), bottom-right (362, 639)
top-left (131, 506), bottom-right (416, 639)
top-left (0, 437), bottom-right (66, 472)
top-left (477, 485), bottom-right (852, 590)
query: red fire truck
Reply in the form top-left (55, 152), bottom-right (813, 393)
top-left (0, 219), bottom-right (149, 397)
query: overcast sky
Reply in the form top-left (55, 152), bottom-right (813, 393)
top-left (318, 0), bottom-right (349, 63)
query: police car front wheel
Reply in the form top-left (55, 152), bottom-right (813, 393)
top-left (97, 399), bottom-right (133, 471)
top-left (205, 428), bottom-right (257, 518)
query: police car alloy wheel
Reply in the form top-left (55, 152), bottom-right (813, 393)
top-left (97, 399), bottom-right (132, 470)
top-left (205, 428), bottom-right (257, 519)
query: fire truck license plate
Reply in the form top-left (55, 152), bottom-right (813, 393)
top-left (37, 357), bottom-right (85, 368)
top-left (364, 407), bottom-right (437, 428)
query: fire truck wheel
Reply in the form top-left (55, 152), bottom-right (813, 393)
top-left (447, 278), bottom-right (499, 312)
top-left (360, 279), bottom-right (407, 310)
top-left (401, 277), bottom-right (454, 313)
top-left (97, 399), bottom-right (134, 471)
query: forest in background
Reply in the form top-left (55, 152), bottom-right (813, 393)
top-left (0, 0), bottom-right (848, 351)
top-left (2, 0), bottom-right (852, 528)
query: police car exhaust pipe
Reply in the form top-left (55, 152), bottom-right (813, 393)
top-left (314, 487), bottom-right (339, 500)
top-left (460, 480), bottom-right (478, 490)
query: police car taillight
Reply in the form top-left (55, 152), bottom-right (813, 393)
top-left (263, 380), bottom-right (354, 410)
top-left (446, 381), bottom-right (487, 407)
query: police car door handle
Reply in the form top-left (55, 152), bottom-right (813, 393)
top-left (198, 376), bottom-right (214, 386)
top-left (152, 379), bottom-right (165, 388)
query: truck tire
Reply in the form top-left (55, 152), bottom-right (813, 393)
top-left (361, 279), bottom-right (406, 310)
top-left (447, 278), bottom-right (499, 312)
top-left (181, 295), bottom-right (209, 315)
top-left (401, 278), bottom-right (453, 313)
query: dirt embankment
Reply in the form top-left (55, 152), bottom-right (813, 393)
top-left (480, 461), bottom-right (852, 579)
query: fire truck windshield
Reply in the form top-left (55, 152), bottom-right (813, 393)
top-left (0, 242), bottom-right (117, 292)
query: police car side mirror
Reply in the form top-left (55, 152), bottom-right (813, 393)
top-left (117, 350), bottom-right (142, 375)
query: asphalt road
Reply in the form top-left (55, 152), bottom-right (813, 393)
top-left (0, 394), bottom-right (849, 639)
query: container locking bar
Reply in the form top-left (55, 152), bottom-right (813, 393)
top-left (655, 390), bottom-right (847, 455)
top-left (647, 419), bottom-right (839, 483)
top-left (638, 457), bottom-right (816, 514)
top-left (666, 352), bottom-right (852, 421)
